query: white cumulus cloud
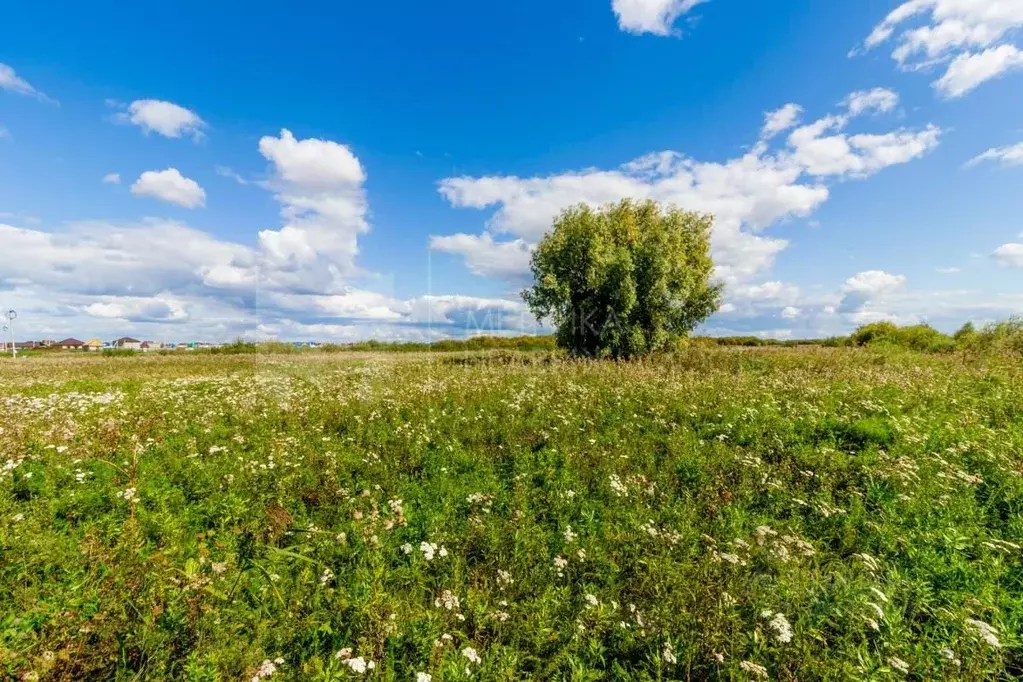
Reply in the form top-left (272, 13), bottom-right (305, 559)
top-left (429, 233), bottom-right (534, 279)
top-left (434, 92), bottom-right (939, 287)
top-left (761, 104), bottom-right (803, 139)
top-left (994, 243), bottom-right (1023, 268)
top-left (843, 270), bottom-right (907, 295)
top-left (83, 296), bottom-right (189, 323)
top-left (781, 306), bottom-right (801, 319)
top-left (255, 129), bottom-right (369, 286)
top-left (935, 44), bottom-right (1023, 97)
top-left (0, 215), bottom-right (536, 341)
top-left (966, 140), bottom-right (1023, 168)
top-left (859, 1), bottom-right (1023, 98)
top-left (838, 270), bottom-right (907, 314)
top-left (787, 115), bottom-right (940, 178)
top-left (843, 87), bottom-right (899, 116)
top-left (119, 99), bottom-right (206, 140)
top-left (0, 63), bottom-right (54, 103)
top-left (131, 169), bottom-right (207, 208)
top-left (612, 0), bottom-right (706, 36)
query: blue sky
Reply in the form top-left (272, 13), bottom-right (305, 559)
top-left (1, 0), bottom-right (1021, 342)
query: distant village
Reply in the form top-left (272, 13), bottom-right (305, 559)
top-left (4, 337), bottom-right (323, 352)
top-left (4, 337), bottom-right (225, 351)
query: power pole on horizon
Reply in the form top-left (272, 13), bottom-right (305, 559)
top-left (4, 310), bottom-right (16, 359)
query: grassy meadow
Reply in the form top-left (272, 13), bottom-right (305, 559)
top-left (1, 347), bottom-right (1022, 680)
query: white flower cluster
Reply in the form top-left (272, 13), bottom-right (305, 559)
top-left (419, 541), bottom-right (448, 561)
top-left (760, 610), bottom-right (793, 644)
top-left (965, 618), bottom-right (1001, 649)
top-left (250, 657), bottom-right (284, 682)
top-left (334, 649), bottom-right (376, 674)
top-left (435, 589), bottom-right (461, 611)
top-left (116, 487), bottom-right (137, 503)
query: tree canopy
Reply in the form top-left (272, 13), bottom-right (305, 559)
top-left (522, 199), bottom-right (720, 359)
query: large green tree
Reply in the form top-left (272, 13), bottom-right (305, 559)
top-left (523, 199), bottom-right (721, 359)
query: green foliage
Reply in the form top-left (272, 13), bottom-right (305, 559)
top-left (335, 335), bottom-right (558, 354)
top-left (954, 321), bottom-right (977, 343)
top-left (523, 200), bottom-right (721, 359)
top-left (101, 347), bottom-right (138, 357)
top-left (850, 322), bottom-right (955, 353)
top-left (208, 338), bottom-right (262, 354)
top-left (967, 317), bottom-right (1023, 356)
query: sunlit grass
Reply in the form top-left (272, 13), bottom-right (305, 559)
top-left (1, 348), bottom-right (1021, 680)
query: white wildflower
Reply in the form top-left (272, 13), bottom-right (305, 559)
top-left (461, 647), bottom-right (481, 665)
top-left (965, 618), bottom-right (1001, 649)
top-left (116, 487), bottom-right (138, 503)
top-left (763, 611), bottom-right (793, 644)
top-left (939, 647), bottom-right (961, 666)
top-left (343, 657), bottom-right (375, 674)
top-left (434, 589), bottom-right (460, 611)
top-left (739, 660), bottom-right (769, 678)
top-left (609, 475), bottom-right (628, 497)
top-left (662, 643), bottom-right (677, 664)
top-left (416, 674), bottom-right (432, 682)
top-left (251, 659), bottom-right (277, 681)
top-left (888, 656), bottom-right (909, 674)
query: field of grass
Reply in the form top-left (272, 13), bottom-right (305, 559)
top-left (1, 347), bottom-right (1022, 680)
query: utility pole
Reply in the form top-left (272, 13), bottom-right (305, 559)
top-left (4, 310), bottom-right (16, 359)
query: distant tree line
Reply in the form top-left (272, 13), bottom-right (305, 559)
top-left (699, 318), bottom-right (1023, 356)
top-left (15, 319), bottom-right (1022, 358)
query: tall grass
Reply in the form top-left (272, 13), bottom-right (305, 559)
top-left (1, 347), bottom-right (1021, 680)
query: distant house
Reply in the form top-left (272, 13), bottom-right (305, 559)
top-left (113, 336), bottom-right (142, 350)
top-left (140, 341), bottom-right (156, 352)
top-left (57, 337), bottom-right (84, 350)
top-left (85, 338), bottom-right (103, 351)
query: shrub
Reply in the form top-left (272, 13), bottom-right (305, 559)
top-left (101, 348), bottom-right (138, 357)
top-left (850, 322), bottom-right (900, 347)
top-left (971, 317), bottom-right (1023, 355)
top-left (851, 322), bottom-right (953, 353)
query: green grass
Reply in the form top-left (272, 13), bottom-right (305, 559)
top-left (1, 348), bottom-right (1021, 680)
